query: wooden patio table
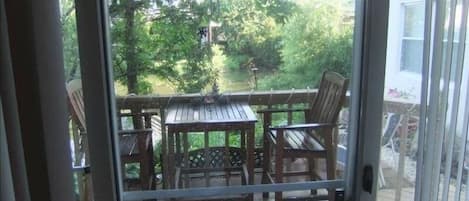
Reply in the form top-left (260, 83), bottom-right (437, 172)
top-left (164, 102), bottom-right (257, 200)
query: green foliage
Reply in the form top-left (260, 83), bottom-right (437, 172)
top-left (153, 140), bottom-right (163, 172)
top-left (62, 0), bottom-right (353, 93)
top-left (210, 45), bottom-right (227, 70)
top-left (60, 0), bottom-right (80, 81)
top-left (260, 0), bottom-right (353, 89)
top-left (150, 3), bottom-right (217, 93)
top-left (225, 55), bottom-right (249, 71)
top-left (261, 0), bottom-right (298, 24)
top-left (217, 0), bottom-right (294, 71)
top-left (110, 0), bottom-right (155, 94)
top-left (110, 0), bottom-right (216, 94)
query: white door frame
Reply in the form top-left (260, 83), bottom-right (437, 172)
top-left (347, 0), bottom-right (390, 200)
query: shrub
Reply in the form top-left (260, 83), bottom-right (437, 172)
top-left (260, 0), bottom-right (353, 90)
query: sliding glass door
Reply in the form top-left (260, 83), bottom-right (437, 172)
top-left (377, 0), bottom-right (469, 201)
top-left (67, 0), bottom-right (391, 200)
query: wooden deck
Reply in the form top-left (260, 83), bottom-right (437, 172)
top-left (153, 174), bottom-right (467, 201)
top-left (152, 158), bottom-right (342, 201)
top-left (70, 91), bottom-right (423, 201)
top-left (378, 188), bottom-right (416, 201)
top-left (154, 157), bottom-right (468, 201)
top-left (378, 185), bottom-right (467, 201)
top-left (154, 174), bottom-right (333, 201)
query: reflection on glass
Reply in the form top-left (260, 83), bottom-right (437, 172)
top-left (60, 0), bottom-right (92, 200)
top-left (403, 3), bottom-right (425, 37)
top-left (401, 2), bottom-right (425, 73)
top-left (380, 1), bottom-right (425, 201)
top-left (380, 1), bottom-right (469, 201)
top-left (401, 39), bottom-right (424, 73)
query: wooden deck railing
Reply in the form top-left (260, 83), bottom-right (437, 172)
top-left (71, 89), bottom-right (420, 201)
top-left (114, 89), bottom-right (419, 157)
top-left (116, 89), bottom-right (319, 109)
top-left (115, 89), bottom-right (418, 147)
top-left (115, 89), bottom-right (418, 115)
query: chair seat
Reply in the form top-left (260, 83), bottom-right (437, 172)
top-left (119, 134), bottom-right (151, 156)
top-left (269, 130), bottom-right (325, 152)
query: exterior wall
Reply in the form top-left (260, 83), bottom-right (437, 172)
top-left (385, 0), bottom-right (422, 101)
top-left (386, 0), bottom-right (469, 136)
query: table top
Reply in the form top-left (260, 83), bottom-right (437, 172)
top-left (165, 102), bottom-right (257, 125)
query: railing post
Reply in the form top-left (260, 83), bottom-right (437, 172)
top-left (262, 110), bottom-right (272, 198)
top-left (159, 107), bottom-right (168, 189)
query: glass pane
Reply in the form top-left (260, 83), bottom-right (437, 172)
top-left (107, 0), bottom-right (355, 200)
top-left (379, 1), bottom-right (425, 201)
top-left (381, 1), bottom-right (469, 200)
top-left (434, 5), bottom-right (469, 200)
top-left (400, 39), bottom-right (424, 73)
top-left (403, 3), bottom-right (425, 38)
top-left (60, 0), bottom-right (92, 199)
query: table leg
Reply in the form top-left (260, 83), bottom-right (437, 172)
top-left (247, 125), bottom-right (255, 201)
top-left (183, 132), bottom-right (189, 188)
top-left (160, 109), bottom-right (168, 189)
top-left (224, 131), bottom-right (231, 186)
top-left (168, 127), bottom-right (176, 189)
top-left (176, 132), bottom-right (181, 166)
top-left (204, 129), bottom-right (210, 187)
top-left (241, 130), bottom-right (246, 153)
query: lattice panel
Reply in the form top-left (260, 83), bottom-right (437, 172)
top-left (180, 147), bottom-right (264, 168)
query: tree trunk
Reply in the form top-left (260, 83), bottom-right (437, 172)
top-left (124, 0), bottom-right (138, 94)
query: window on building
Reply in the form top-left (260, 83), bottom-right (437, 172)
top-left (400, 2), bottom-right (425, 73)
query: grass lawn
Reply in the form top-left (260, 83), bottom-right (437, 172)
top-left (114, 69), bottom-right (255, 96)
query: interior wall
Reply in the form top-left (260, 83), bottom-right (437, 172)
top-left (0, 99), bottom-right (15, 201)
top-left (0, 0), bottom-right (30, 200)
top-left (2, 0), bottom-right (74, 200)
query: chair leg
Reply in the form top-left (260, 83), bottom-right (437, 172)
top-left (140, 148), bottom-right (154, 190)
top-left (308, 158), bottom-right (317, 195)
top-left (140, 161), bottom-right (149, 190)
top-left (262, 139), bottom-right (271, 198)
top-left (148, 144), bottom-right (155, 190)
top-left (121, 162), bottom-right (127, 190)
top-left (326, 154), bottom-right (336, 201)
top-left (84, 173), bottom-right (93, 201)
top-left (275, 149), bottom-right (283, 201)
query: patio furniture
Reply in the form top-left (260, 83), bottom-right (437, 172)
top-left (164, 102), bottom-right (257, 201)
top-left (379, 113), bottom-right (403, 188)
top-left (259, 71), bottom-right (349, 201)
top-left (66, 79), bottom-right (156, 190)
top-left (381, 113), bottom-right (403, 153)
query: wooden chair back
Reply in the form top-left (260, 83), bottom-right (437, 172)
top-left (308, 71), bottom-right (349, 124)
top-left (67, 79), bottom-right (86, 131)
top-left (381, 113), bottom-right (402, 146)
top-left (66, 80), bottom-right (156, 190)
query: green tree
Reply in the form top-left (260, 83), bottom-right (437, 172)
top-left (218, 0), bottom-right (296, 71)
top-left (110, 0), bottom-right (153, 94)
top-left (110, 0), bottom-right (216, 94)
top-left (60, 0), bottom-right (80, 81)
top-left (260, 0), bottom-right (353, 89)
top-left (149, 2), bottom-right (216, 93)
top-left (260, 0), bottom-right (298, 24)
